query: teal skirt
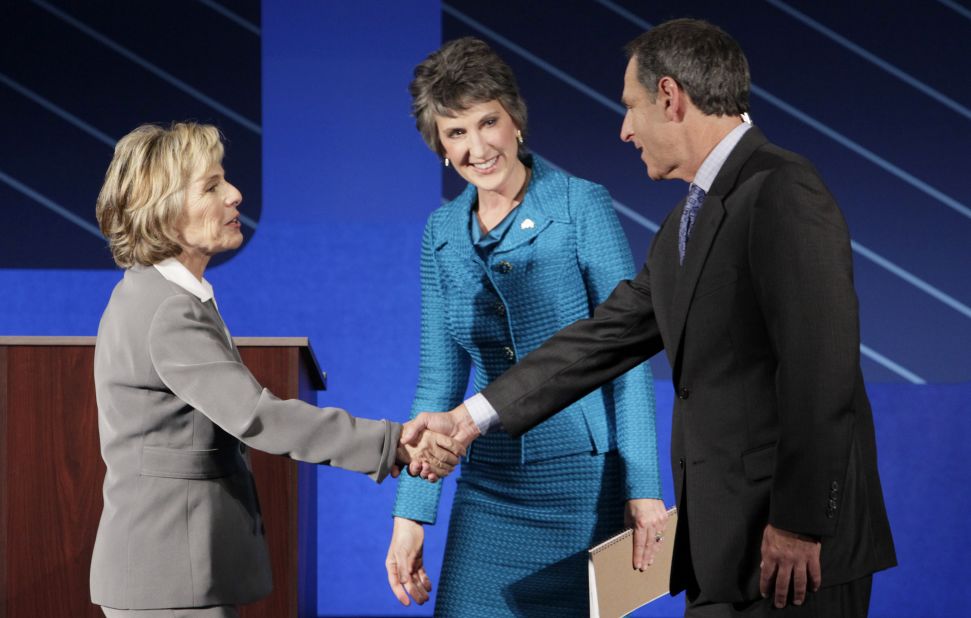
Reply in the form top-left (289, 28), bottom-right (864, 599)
top-left (434, 450), bottom-right (625, 617)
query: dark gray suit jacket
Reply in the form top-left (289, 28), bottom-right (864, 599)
top-left (90, 265), bottom-right (400, 609)
top-left (481, 127), bottom-right (896, 602)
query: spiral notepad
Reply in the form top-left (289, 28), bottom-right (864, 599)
top-left (587, 507), bottom-right (677, 618)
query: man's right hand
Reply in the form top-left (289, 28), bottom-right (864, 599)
top-left (402, 404), bottom-right (481, 478)
top-left (386, 517), bottom-right (431, 606)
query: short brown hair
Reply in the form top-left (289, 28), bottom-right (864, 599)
top-left (409, 37), bottom-right (528, 156)
top-left (95, 122), bottom-right (224, 268)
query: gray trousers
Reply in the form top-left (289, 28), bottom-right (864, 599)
top-left (101, 607), bottom-right (238, 618)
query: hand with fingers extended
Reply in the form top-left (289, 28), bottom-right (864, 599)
top-left (394, 422), bottom-right (466, 482)
top-left (400, 404), bottom-right (480, 479)
top-left (386, 517), bottom-right (432, 606)
top-left (625, 498), bottom-right (669, 571)
top-left (759, 523), bottom-right (822, 608)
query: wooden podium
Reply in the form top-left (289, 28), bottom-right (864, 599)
top-left (0, 336), bottom-right (324, 618)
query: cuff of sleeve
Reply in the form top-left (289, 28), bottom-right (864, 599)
top-left (624, 473), bottom-right (664, 502)
top-left (624, 488), bottom-right (664, 501)
top-left (373, 420), bottom-right (401, 484)
top-left (391, 506), bottom-right (436, 526)
top-left (464, 393), bottom-right (500, 436)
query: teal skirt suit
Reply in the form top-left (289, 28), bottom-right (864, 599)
top-left (393, 157), bottom-right (662, 616)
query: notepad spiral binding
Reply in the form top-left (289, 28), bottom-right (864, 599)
top-left (588, 507), bottom-right (678, 555)
top-left (588, 528), bottom-right (635, 555)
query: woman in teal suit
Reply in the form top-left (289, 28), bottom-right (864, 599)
top-left (385, 38), bottom-right (666, 617)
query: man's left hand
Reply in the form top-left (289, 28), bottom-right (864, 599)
top-left (759, 523), bottom-right (821, 608)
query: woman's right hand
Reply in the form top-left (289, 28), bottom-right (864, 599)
top-left (386, 516), bottom-right (432, 606)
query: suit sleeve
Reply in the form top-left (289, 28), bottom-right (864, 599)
top-left (147, 294), bottom-right (400, 482)
top-left (392, 218), bottom-right (472, 525)
top-left (573, 180), bottom-right (662, 500)
top-left (482, 232), bottom-right (665, 439)
top-left (750, 161), bottom-right (859, 537)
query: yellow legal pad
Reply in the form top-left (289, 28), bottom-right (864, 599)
top-left (588, 507), bottom-right (678, 618)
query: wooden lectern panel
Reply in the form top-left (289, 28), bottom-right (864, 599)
top-left (0, 337), bottom-right (321, 618)
top-left (0, 344), bottom-right (104, 618)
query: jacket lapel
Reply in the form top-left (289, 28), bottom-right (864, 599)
top-left (667, 126), bottom-right (768, 369)
top-left (436, 183), bottom-right (480, 265)
top-left (667, 195), bottom-right (726, 367)
top-left (489, 204), bottom-right (555, 255)
top-left (436, 156), bottom-right (570, 264)
top-left (492, 156), bottom-right (567, 255)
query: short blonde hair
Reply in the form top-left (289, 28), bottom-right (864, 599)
top-left (95, 122), bottom-right (224, 268)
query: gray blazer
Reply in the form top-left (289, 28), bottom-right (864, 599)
top-left (90, 265), bottom-right (401, 609)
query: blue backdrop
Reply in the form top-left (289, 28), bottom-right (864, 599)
top-left (1, 1), bottom-right (969, 616)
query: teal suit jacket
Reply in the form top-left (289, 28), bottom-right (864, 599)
top-left (394, 157), bottom-right (661, 523)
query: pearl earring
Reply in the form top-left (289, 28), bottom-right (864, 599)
top-left (444, 157), bottom-right (450, 167)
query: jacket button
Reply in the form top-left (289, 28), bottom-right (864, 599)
top-left (831, 481), bottom-right (839, 492)
top-left (497, 260), bottom-right (513, 274)
top-left (503, 346), bottom-right (516, 361)
top-left (239, 443), bottom-right (247, 454)
top-left (495, 301), bottom-right (506, 316)
top-left (679, 458), bottom-right (685, 469)
top-left (678, 387), bottom-right (690, 400)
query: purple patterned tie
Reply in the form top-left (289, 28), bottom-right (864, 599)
top-left (678, 183), bottom-right (706, 265)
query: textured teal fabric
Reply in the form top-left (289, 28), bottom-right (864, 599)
top-left (437, 452), bottom-right (625, 617)
top-left (392, 157), bottom-right (661, 614)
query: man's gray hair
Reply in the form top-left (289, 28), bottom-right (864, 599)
top-left (625, 18), bottom-right (750, 117)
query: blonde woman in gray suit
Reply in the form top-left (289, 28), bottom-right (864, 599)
top-left (90, 122), bottom-right (462, 617)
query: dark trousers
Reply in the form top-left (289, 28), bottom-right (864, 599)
top-left (684, 575), bottom-right (872, 618)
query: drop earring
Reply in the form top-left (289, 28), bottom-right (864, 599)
top-left (444, 157), bottom-right (450, 167)
top-left (516, 130), bottom-right (524, 145)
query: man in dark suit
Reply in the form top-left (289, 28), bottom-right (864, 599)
top-left (404, 18), bottom-right (895, 616)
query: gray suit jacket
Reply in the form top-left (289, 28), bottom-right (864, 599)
top-left (90, 265), bottom-right (401, 609)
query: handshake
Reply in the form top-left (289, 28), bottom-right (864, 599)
top-left (391, 405), bottom-right (481, 481)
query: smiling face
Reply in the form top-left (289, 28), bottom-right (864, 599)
top-left (620, 57), bottom-right (681, 181)
top-left (176, 164), bottom-right (243, 262)
top-left (435, 99), bottom-right (525, 195)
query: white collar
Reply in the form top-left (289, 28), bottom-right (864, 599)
top-left (153, 257), bottom-right (215, 303)
top-left (692, 121), bottom-right (753, 193)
